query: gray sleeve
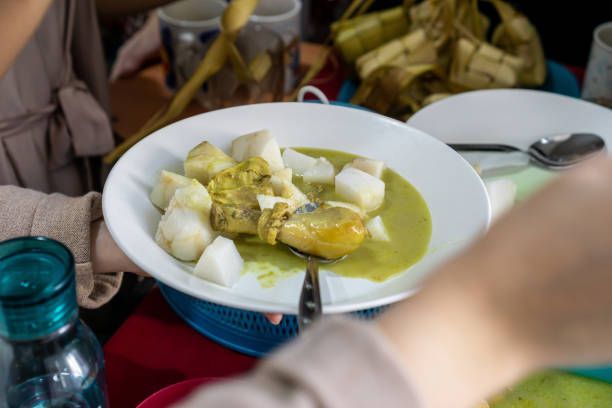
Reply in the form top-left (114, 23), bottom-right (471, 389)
top-left (174, 318), bottom-right (422, 408)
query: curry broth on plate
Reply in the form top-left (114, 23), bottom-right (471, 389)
top-left (235, 148), bottom-right (432, 286)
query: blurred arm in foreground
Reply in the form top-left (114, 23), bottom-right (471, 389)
top-left (176, 156), bottom-right (612, 408)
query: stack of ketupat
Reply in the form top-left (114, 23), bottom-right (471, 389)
top-left (332, 0), bottom-right (546, 119)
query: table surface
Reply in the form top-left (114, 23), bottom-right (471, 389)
top-left (103, 288), bottom-right (256, 407)
top-left (105, 43), bottom-right (612, 407)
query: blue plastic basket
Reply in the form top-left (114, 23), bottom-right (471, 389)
top-left (159, 283), bottom-right (386, 357)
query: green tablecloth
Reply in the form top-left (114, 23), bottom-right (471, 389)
top-left (493, 371), bottom-right (612, 407)
top-left (484, 167), bottom-right (612, 407)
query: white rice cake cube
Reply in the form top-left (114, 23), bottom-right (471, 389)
top-left (150, 170), bottom-right (192, 210)
top-left (366, 216), bottom-right (390, 241)
top-left (346, 157), bottom-right (386, 179)
top-left (335, 167), bottom-right (385, 212)
top-left (257, 194), bottom-right (291, 210)
top-left (231, 130), bottom-right (284, 172)
top-left (282, 148), bottom-right (317, 174)
top-left (303, 158), bottom-right (335, 184)
top-left (270, 168), bottom-right (293, 195)
top-left (194, 236), bottom-right (244, 287)
top-left (154, 181), bottom-right (215, 261)
top-left (155, 206), bottom-right (215, 261)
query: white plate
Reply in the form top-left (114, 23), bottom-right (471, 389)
top-left (103, 102), bottom-right (489, 314)
top-left (408, 89), bottom-right (612, 152)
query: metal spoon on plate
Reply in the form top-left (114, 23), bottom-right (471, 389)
top-left (287, 203), bottom-right (346, 332)
top-left (448, 132), bottom-right (605, 170)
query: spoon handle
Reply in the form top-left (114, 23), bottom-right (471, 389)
top-left (298, 257), bottom-right (322, 332)
top-left (448, 143), bottom-right (523, 153)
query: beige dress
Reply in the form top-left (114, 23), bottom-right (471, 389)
top-left (0, 0), bottom-right (121, 307)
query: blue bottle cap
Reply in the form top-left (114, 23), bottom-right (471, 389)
top-left (0, 237), bottom-right (78, 341)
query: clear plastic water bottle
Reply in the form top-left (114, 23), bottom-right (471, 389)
top-left (0, 237), bottom-right (108, 407)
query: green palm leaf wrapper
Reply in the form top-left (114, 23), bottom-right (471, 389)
top-left (332, 0), bottom-right (546, 120)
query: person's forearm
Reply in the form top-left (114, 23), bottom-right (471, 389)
top-left (95, 0), bottom-right (174, 17)
top-left (91, 220), bottom-right (146, 275)
top-left (0, 0), bottom-right (53, 79)
top-left (377, 254), bottom-right (531, 408)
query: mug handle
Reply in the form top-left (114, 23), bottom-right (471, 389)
top-left (297, 86), bottom-right (330, 104)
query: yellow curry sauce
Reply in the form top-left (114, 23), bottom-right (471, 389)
top-left (235, 148), bottom-right (432, 287)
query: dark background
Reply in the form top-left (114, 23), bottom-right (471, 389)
top-left (511, 1), bottom-right (609, 67)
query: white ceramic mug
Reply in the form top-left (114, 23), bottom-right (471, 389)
top-left (251, 0), bottom-right (302, 92)
top-left (582, 21), bottom-right (612, 108)
top-left (158, 0), bottom-right (226, 90)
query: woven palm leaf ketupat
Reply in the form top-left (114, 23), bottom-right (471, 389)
top-left (333, 0), bottom-right (546, 119)
top-left (489, 0), bottom-right (546, 85)
top-left (332, 6), bottom-right (411, 63)
top-left (356, 29), bottom-right (438, 79)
